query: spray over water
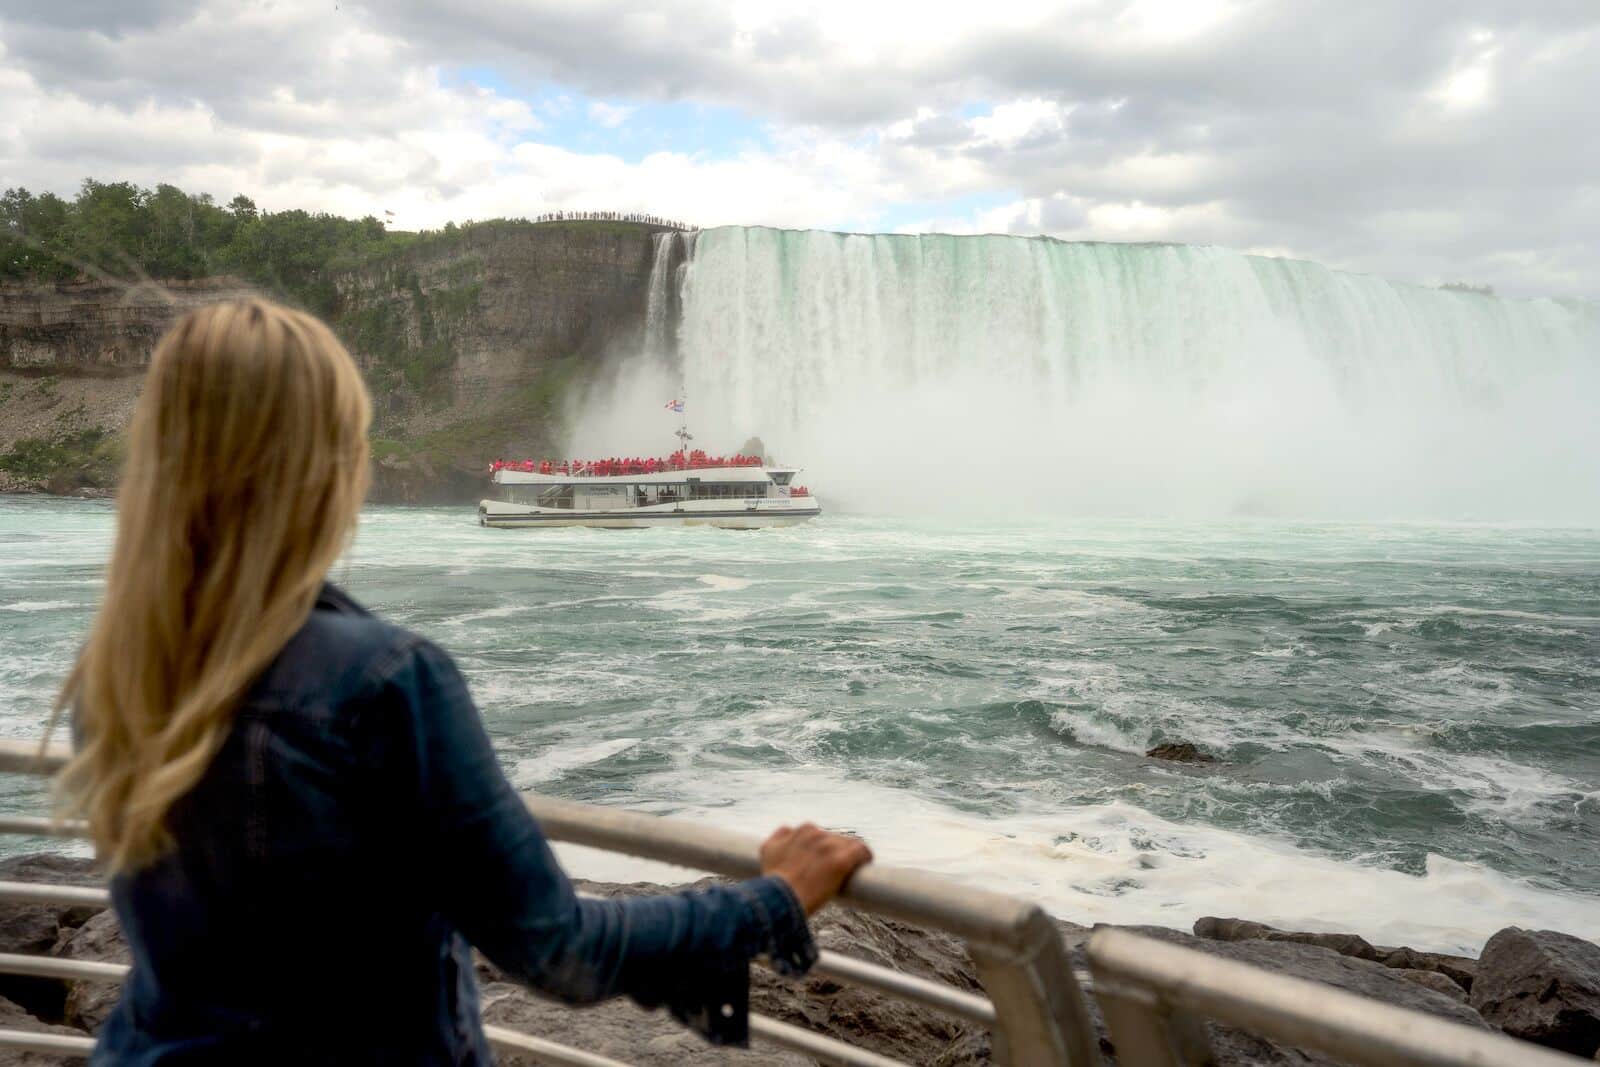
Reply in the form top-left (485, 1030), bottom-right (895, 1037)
top-left (580, 227), bottom-right (1599, 520)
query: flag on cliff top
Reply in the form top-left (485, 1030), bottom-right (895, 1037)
top-left (665, 399), bottom-right (684, 413)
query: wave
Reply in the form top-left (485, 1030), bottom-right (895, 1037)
top-left (512, 737), bottom-right (643, 787)
top-left (554, 764), bottom-right (1600, 956)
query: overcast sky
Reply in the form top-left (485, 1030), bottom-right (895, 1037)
top-left (2, 0), bottom-right (1597, 296)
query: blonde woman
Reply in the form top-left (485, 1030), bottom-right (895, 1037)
top-left (53, 299), bottom-right (870, 1064)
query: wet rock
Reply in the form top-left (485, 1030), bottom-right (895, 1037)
top-left (1470, 927), bottom-right (1600, 1057)
top-left (8, 852), bottom-right (1599, 1064)
top-left (1145, 742), bottom-right (1216, 763)
top-left (1195, 916), bottom-right (1381, 962)
top-left (1195, 916), bottom-right (1275, 942)
top-left (1397, 969), bottom-right (1469, 1002)
top-left (480, 880), bottom-right (990, 1066)
top-left (750, 903), bottom-right (989, 1067)
top-left (0, 854), bottom-right (105, 1024)
top-left (50, 909), bottom-right (127, 1032)
top-left (1098, 925), bottom-right (1486, 1065)
top-left (478, 981), bottom-right (816, 1067)
top-left (1382, 946), bottom-right (1476, 993)
top-left (0, 994), bottom-right (86, 1066)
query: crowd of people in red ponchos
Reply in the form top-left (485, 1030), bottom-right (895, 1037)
top-left (489, 449), bottom-right (765, 478)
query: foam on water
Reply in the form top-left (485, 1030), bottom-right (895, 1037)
top-left (558, 764), bottom-right (1599, 955)
top-left (4, 498), bottom-right (1599, 954)
top-left (514, 738), bottom-right (644, 787)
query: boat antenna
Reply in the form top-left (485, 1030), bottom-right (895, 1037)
top-left (673, 378), bottom-right (692, 451)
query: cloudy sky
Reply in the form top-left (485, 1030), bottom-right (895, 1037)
top-left (2, 0), bottom-right (1597, 296)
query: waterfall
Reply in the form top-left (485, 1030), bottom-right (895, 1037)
top-left (625, 227), bottom-right (1599, 518)
top-left (642, 230), bottom-right (699, 362)
top-left (643, 232), bottom-right (678, 358)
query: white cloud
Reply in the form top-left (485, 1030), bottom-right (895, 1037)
top-left (969, 98), bottom-right (1068, 144)
top-left (1, 1), bottom-right (1598, 296)
top-left (586, 101), bottom-right (635, 128)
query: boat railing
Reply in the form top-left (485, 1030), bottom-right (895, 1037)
top-left (0, 738), bottom-right (1583, 1065)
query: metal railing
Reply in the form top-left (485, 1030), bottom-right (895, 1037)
top-left (0, 739), bottom-right (1091, 1067)
top-left (0, 738), bottom-right (1586, 1066)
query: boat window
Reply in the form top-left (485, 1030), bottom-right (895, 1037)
top-left (537, 485), bottom-right (574, 509)
top-left (686, 482), bottom-right (764, 500)
top-left (769, 471), bottom-right (794, 486)
top-left (578, 485), bottom-right (625, 510)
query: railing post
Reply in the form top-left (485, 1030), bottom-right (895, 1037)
top-left (969, 906), bottom-right (1101, 1067)
top-left (1092, 983), bottom-right (1187, 1067)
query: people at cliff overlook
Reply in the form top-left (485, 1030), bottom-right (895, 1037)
top-left (532, 209), bottom-right (694, 231)
top-left (50, 298), bottom-right (871, 1065)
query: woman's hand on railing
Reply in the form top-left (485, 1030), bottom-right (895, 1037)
top-left (759, 823), bottom-right (873, 915)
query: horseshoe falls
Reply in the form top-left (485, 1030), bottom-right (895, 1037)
top-left (602, 227), bottom-right (1599, 520)
top-left (536, 228), bottom-right (1600, 951)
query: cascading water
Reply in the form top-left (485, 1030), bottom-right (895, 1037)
top-left (587, 227), bottom-right (1598, 519)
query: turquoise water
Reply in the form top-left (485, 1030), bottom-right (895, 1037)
top-left (3, 495), bottom-right (1598, 953)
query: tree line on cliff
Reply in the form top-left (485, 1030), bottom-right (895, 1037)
top-left (2, 180), bottom-right (679, 318)
top-left (0, 180), bottom-right (417, 315)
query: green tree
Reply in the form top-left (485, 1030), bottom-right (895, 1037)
top-left (1, 188), bottom-right (72, 280)
top-left (143, 183), bottom-right (215, 278)
top-left (1, 177), bottom-right (436, 301)
top-left (63, 180), bottom-right (150, 277)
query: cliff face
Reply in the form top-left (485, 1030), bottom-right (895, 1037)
top-left (0, 278), bottom-right (262, 373)
top-left (0, 222), bottom-right (669, 502)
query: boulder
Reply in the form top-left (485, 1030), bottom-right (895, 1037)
top-left (0, 854), bottom-right (106, 1024)
top-left (0, 854), bottom-right (103, 951)
top-left (1397, 969), bottom-right (1469, 1003)
top-left (1382, 946), bottom-right (1476, 993)
top-left (1146, 742), bottom-right (1217, 763)
top-left (1470, 927), bottom-right (1600, 1057)
top-left (480, 879), bottom-right (989, 1066)
top-left (481, 880), bottom-right (1491, 1067)
top-left (1194, 916), bottom-right (1382, 962)
top-left (749, 903), bottom-right (989, 1066)
top-left (0, 994), bottom-right (86, 1066)
top-left (1097, 925), bottom-right (1487, 1065)
top-left (478, 981), bottom-right (816, 1067)
top-left (50, 909), bottom-right (128, 1032)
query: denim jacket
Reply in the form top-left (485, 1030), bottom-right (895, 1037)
top-left (92, 584), bottom-right (817, 1065)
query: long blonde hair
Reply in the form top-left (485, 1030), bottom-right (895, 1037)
top-left (52, 299), bottom-right (372, 872)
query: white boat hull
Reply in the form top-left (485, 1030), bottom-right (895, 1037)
top-left (478, 498), bottom-right (821, 530)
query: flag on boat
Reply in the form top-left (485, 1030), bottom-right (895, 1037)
top-left (664, 399), bottom-right (684, 412)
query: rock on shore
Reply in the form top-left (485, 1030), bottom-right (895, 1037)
top-left (1469, 928), bottom-right (1600, 1057)
top-left (2, 854), bottom-right (1598, 1064)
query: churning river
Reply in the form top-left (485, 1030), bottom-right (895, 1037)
top-left (4, 494), bottom-right (1597, 955)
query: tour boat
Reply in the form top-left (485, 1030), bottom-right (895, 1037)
top-left (478, 450), bottom-right (821, 529)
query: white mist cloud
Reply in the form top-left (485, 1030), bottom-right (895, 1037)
top-left (2, 1), bottom-right (1599, 295)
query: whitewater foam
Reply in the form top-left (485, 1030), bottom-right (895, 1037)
top-left (6, 499), bottom-right (1599, 958)
top-left (513, 738), bottom-right (644, 787)
top-left (553, 764), bottom-right (1600, 956)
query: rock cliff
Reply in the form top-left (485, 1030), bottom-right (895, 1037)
top-left (0, 221), bottom-right (669, 503)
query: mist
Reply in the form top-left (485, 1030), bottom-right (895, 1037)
top-left (571, 228), bottom-right (1600, 523)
